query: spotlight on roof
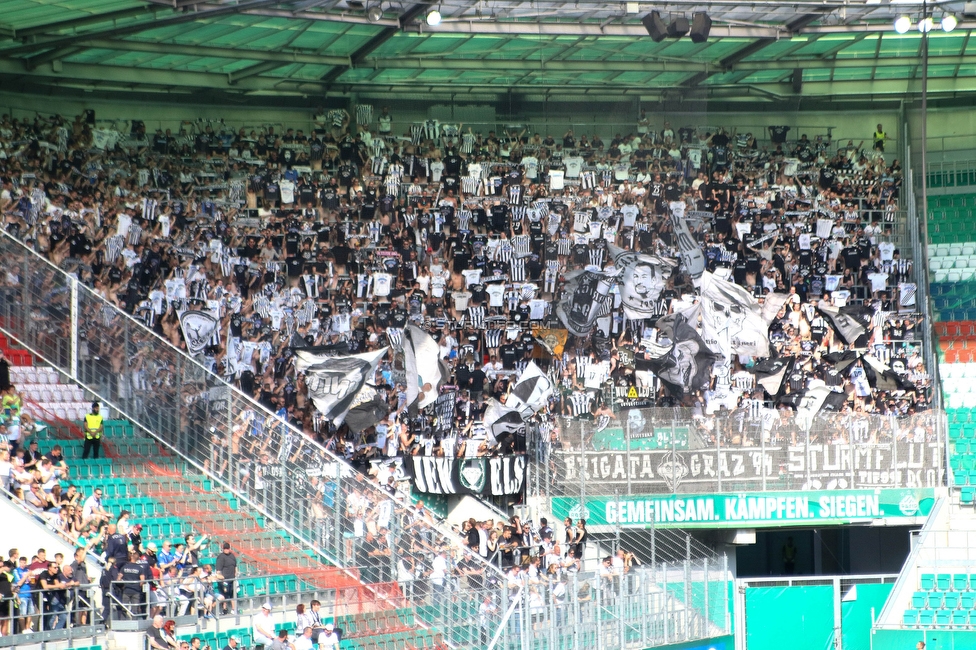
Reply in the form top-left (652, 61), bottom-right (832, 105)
top-left (893, 15), bottom-right (911, 33)
top-left (367, 5), bottom-right (383, 22)
top-left (426, 8), bottom-right (441, 25)
top-left (942, 14), bottom-right (958, 32)
top-left (641, 11), bottom-right (668, 42)
top-left (918, 16), bottom-right (934, 32)
top-left (690, 12), bottom-right (712, 43)
top-left (667, 16), bottom-right (689, 38)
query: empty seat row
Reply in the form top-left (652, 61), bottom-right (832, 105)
top-left (9, 367), bottom-right (60, 384)
top-left (920, 574), bottom-right (976, 591)
top-left (931, 255), bottom-right (976, 270)
top-left (904, 608), bottom-right (973, 627)
top-left (929, 194), bottom-right (976, 210)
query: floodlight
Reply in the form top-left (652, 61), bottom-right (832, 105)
top-left (893, 15), bottom-right (911, 33)
top-left (426, 8), bottom-right (441, 25)
top-left (942, 14), bottom-right (958, 32)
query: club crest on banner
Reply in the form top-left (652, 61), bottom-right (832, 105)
top-left (459, 458), bottom-right (488, 493)
top-left (179, 310), bottom-right (218, 356)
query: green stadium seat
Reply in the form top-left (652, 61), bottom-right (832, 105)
top-left (954, 574), bottom-right (969, 591)
top-left (921, 574), bottom-right (936, 590)
top-left (937, 610), bottom-right (952, 626)
top-left (938, 574), bottom-right (952, 591)
top-left (905, 609), bottom-right (920, 626)
top-left (962, 592), bottom-right (975, 609)
top-left (945, 592), bottom-right (960, 609)
top-left (961, 488), bottom-right (975, 504)
top-left (928, 592), bottom-right (944, 609)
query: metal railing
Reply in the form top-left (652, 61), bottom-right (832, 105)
top-left (0, 228), bottom-right (519, 647)
top-left (0, 580), bottom-right (104, 648)
top-left (0, 229), bottom-right (731, 650)
top-left (903, 120), bottom-right (941, 414)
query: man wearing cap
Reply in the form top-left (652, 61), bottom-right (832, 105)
top-left (222, 635), bottom-right (239, 650)
top-left (318, 623), bottom-right (340, 649)
top-left (82, 402), bottom-right (104, 460)
top-left (253, 602), bottom-right (275, 647)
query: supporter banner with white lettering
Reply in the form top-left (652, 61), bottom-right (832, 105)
top-left (404, 455), bottom-right (527, 496)
top-left (551, 488), bottom-right (936, 529)
top-left (297, 347), bottom-right (387, 425)
top-left (554, 442), bottom-right (944, 494)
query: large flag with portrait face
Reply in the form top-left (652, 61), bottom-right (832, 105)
top-left (611, 247), bottom-right (678, 320)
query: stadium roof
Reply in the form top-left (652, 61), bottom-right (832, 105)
top-left (0, 0), bottom-right (974, 106)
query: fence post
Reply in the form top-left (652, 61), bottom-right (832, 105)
top-left (69, 276), bottom-right (79, 380)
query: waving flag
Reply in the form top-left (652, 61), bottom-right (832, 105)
top-left (507, 361), bottom-right (554, 417)
top-left (697, 271), bottom-right (770, 358)
top-left (637, 311), bottom-right (719, 399)
top-left (403, 324), bottom-right (449, 409)
top-left (297, 348), bottom-right (387, 425)
top-left (751, 356), bottom-right (795, 397)
top-left (556, 269), bottom-right (616, 336)
top-left (819, 304), bottom-right (874, 346)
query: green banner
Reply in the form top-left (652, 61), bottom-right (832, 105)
top-left (552, 488), bottom-right (936, 529)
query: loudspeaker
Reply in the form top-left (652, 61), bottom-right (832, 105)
top-left (667, 17), bottom-right (690, 38)
top-left (690, 12), bottom-right (712, 43)
top-left (792, 68), bottom-right (803, 94)
top-left (642, 12), bottom-right (667, 42)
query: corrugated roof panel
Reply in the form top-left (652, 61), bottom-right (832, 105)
top-left (834, 34), bottom-right (880, 58)
top-left (872, 66), bottom-right (913, 80)
top-left (739, 70), bottom-right (791, 83)
top-left (689, 39), bottom-right (752, 62)
top-left (803, 68), bottom-right (834, 81)
top-left (876, 34), bottom-right (922, 57)
top-left (741, 38), bottom-right (810, 61)
top-left (649, 71), bottom-right (695, 85)
top-left (789, 35), bottom-right (859, 56)
top-left (1, 0), bottom-right (144, 30)
top-left (927, 65), bottom-right (959, 78)
top-left (830, 67), bottom-right (875, 81)
top-left (612, 71), bottom-right (659, 84)
top-left (926, 34), bottom-right (967, 57)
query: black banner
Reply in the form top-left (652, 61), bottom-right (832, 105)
top-left (405, 455), bottom-right (527, 496)
top-left (555, 442), bottom-right (944, 494)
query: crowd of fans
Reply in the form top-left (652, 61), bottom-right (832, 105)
top-left (0, 108), bottom-right (929, 478)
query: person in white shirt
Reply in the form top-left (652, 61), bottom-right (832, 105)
top-left (318, 623), bottom-right (340, 649)
top-left (430, 550), bottom-right (448, 598)
top-left (294, 627), bottom-right (315, 650)
top-left (253, 602), bottom-right (276, 647)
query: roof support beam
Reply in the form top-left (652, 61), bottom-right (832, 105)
top-left (22, 47), bottom-right (82, 71)
top-left (0, 0), bottom-right (279, 57)
top-left (15, 7), bottom-right (160, 39)
top-left (55, 38), bottom-right (349, 66)
top-left (320, 2), bottom-right (428, 84)
top-left (228, 60), bottom-right (290, 83)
